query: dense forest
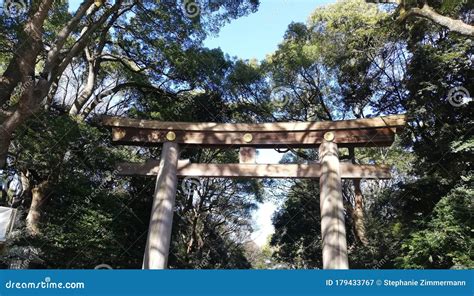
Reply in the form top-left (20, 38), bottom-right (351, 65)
top-left (0, 0), bottom-right (472, 269)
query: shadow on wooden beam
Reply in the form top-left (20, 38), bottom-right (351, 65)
top-left (116, 161), bottom-right (391, 179)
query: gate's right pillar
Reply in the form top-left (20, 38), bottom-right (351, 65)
top-left (319, 132), bottom-right (349, 269)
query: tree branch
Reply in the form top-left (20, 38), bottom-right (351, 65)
top-left (401, 4), bottom-right (474, 37)
top-left (366, 0), bottom-right (474, 37)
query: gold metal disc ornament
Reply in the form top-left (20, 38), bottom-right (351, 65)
top-left (165, 131), bottom-right (176, 141)
top-left (324, 132), bottom-right (335, 142)
top-left (243, 133), bottom-right (253, 143)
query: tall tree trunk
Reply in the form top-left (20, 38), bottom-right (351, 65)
top-left (0, 0), bottom-right (54, 106)
top-left (0, 80), bottom-right (51, 168)
top-left (0, 1), bottom-right (117, 167)
top-left (68, 51), bottom-right (97, 115)
top-left (352, 179), bottom-right (368, 246)
top-left (26, 180), bottom-right (49, 236)
top-left (348, 148), bottom-right (368, 246)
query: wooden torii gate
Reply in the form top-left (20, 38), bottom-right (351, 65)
top-left (102, 115), bottom-right (406, 270)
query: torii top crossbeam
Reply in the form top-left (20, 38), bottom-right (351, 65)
top-left (102, 115), bottom-right (406, 148)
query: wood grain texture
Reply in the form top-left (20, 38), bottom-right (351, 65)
top-left (102, 115), bottom-right (406, 132)
top-left (142, 142), bottom-right (179, 270)
top-left (116, 161), bottom-right (391, 179)
top-left (104, 115), bottom-right (406, 147)
top-left (109, 127), bottom-right (396, 148)
top-left (319, 141), bottom-right (349, 269)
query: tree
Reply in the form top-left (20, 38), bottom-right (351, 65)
top-left (1, 0), bottom-right (126, 168)
top-left (366, 0), bottom-right (474, 36)
top-left (0, 0), bottom-right (259, 168)
top-left (397, 185), bottom-right (473, 269)
top-left (1, 112), bottom-right (143, 268)
top-left (271, 179), bottom-right (323, 269)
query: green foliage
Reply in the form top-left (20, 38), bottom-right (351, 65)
top-left (271, 180), bottom-right (323, 269)
top-left (1, 112), bottom-right (147, 268)
top-left (397, 185), bottom-right (474, 269)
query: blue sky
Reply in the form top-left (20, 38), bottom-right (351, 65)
top-left (205, 0), bottom-right (333, 61)
top-left (69, 0), bottom-right (332, 62)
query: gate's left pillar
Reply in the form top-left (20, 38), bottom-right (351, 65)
top-left (142, 141), bottom-right (179, 269)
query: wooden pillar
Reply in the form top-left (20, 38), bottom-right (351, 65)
top-left (319, 133), bottom-right (349, 269)
top-left (142, 142), bottom-right (179, 269)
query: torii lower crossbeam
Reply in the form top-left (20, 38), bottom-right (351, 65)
top-left (117, 161), bottom-right (391, 179)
